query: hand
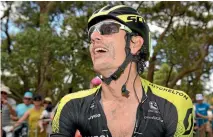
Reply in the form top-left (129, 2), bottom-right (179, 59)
top-left (9, 126), bottom-right (15, 132)
top-left (10, 115), bottom-right (18, 121)
top-left (208, 116), bottom-right (212, 121)
top-left (2, 98), bottom-right (8, 105)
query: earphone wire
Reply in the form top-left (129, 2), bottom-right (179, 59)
top-left (133, 72), bottom-right (140, 103)
top-left (124, 61), bottom-right (132, 85)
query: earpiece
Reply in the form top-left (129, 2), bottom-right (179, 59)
top-left (121, 84), bottom-right (130, 97)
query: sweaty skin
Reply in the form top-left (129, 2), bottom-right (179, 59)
top-left (51, 78), bottom-right (194, 137)
top-left (51, 18), bottom-right (194, 137)
top-left (102, 100), bottom-right (138, 137)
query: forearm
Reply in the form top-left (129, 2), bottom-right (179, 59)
top-left (11, 115), bottom-right (19, 121)
top-left (197, 113), bottom-right (209, 119)
top-left (13, 120), bottom-right (22, 128)
top-left (13, 112), bottom-right (29, 128)
top-left (7, 104), bottom-right (16, 116)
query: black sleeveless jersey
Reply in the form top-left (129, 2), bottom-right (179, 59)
top-left (51, 78), bottom-right (194, 137)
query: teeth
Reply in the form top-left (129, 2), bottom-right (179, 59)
top-left (94, 48), bottom-right (107, 52)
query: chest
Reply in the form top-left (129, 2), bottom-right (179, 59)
top-left (2, 104), bottom-right (9, 112)
top-left (196, 105), bottom-right (208, 113)
top-left (17, 105), bottom-right (31, 115)
top-left (29, 109), bottom-right (43, 122)
top-left (102, 102), bottom-right (138, 137)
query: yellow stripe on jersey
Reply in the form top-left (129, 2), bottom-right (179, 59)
top-left (52, 86), bottom-right (100, 133)
top-left (141, 78), bottom-right (194, 137)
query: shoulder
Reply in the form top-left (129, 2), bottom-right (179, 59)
top-left (204, 103), bottom-right (210, 107)
top-left (8, 98), bottom-right (16, 105)
top-left (141, 78), bottom-right (192, 107)
top-left (59, 87), bottom-right (99, 108)
top-left (41, 107), bottom-right (45, 111)
top-left (142, 78), bottom-right (193, 112)
top-left (141, 78), bottom-right (194, 136)
top-left (16, 103), bottom-right (24, 109)
top-left (203, 102), bottom-right (210, 105)
top-left (52, 88), bottom-right (99, 132)
top-left (28, 107), bottom-right (34, 113)
top-left (56, 88), bottom-right (99, 113)
top-left (16, 103), bottom-right (24, 107)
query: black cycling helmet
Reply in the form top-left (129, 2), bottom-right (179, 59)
top-left (88, 5), bottom-right (151, 61)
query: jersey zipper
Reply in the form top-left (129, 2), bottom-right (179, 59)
top-left (95, 97), bottom-right (112, 137)
top-left (131, 94), bottom-right (148, 137)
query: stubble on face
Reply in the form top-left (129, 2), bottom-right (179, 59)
top-left (92, 41), bottom-right (117, 76)
top-left (105, 41), bottom-right (116, 60)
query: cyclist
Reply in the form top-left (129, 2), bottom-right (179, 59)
top-left (51, 5), bottom-right (194, 137)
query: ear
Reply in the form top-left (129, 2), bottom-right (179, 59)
top-left (130, 36), bottom-right (144, 55)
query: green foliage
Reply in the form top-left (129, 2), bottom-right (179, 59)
top-left (1, 1), bottom-right (213, 103)
top-left (138, 1), bottom-right (213, 94)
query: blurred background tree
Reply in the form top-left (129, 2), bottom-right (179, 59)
top-left (1, 1), bottom-right (212, 103)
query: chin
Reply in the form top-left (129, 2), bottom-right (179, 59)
top-left (93, 63), bottom-right (105, 74)
top-left (93, 64), bottom-right (103, 73)
top-left (93, 64), bottom-right (116, 78)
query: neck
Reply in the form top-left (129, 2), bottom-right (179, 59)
top-left (101, 63), bottom-right (142, 103)
top-left (34, 105), bottom-right (41, 110)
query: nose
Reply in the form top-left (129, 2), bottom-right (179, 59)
top-left (90, 31), bottom-right (102, 42)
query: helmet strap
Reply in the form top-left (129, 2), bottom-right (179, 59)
top-left (102, 33), bottom-right (134, 85)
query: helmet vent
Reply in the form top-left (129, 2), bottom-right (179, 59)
top-left (102, 5), bottom-right (113, 11)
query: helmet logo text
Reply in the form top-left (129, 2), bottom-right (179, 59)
top-left (127, 15), bottom-right (144, 23)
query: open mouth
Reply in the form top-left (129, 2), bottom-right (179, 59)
top-left (94, 48), bottom-right (108, 54)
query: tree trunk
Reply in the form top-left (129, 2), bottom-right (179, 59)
top-left (36, 2), bottom-right (55, 96)
top-left (168, 40), bottom-right (212, 88)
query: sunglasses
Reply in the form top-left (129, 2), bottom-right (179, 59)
top-left (88, 20), bottom-right (132, 41)
top-left (33, 98), bottom-right (42, 101)
top-left (24, 97), bottom-right (32, 100)
top-left (1, 92), bottom-right (8, 95)
top-left (44, 101), bottom-right (51, 104)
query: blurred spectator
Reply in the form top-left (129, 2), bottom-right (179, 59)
top-left (212, 109), bottom-right (213, 131)
top-left (13, 91), bottom-right (34, 136)
top-left (15, 91), bottom-right (34, 119)
top-left (11, 94), bottom-right (46, 137)
top-left (43, 97), bottom-right (52, 109)
top-left (1, 84), bottom-right (16, 134)
top-left (39, 97), bottom-right (53, 136)
top-left (195, 93), bottom-right (213, 137)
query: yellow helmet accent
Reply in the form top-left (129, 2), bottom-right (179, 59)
top-left (88, 5), bottom-right (151, 61)
top-left (88, 5), bottom-right (128, 23)
top-left (116, 14), bottom-right (146, 23)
